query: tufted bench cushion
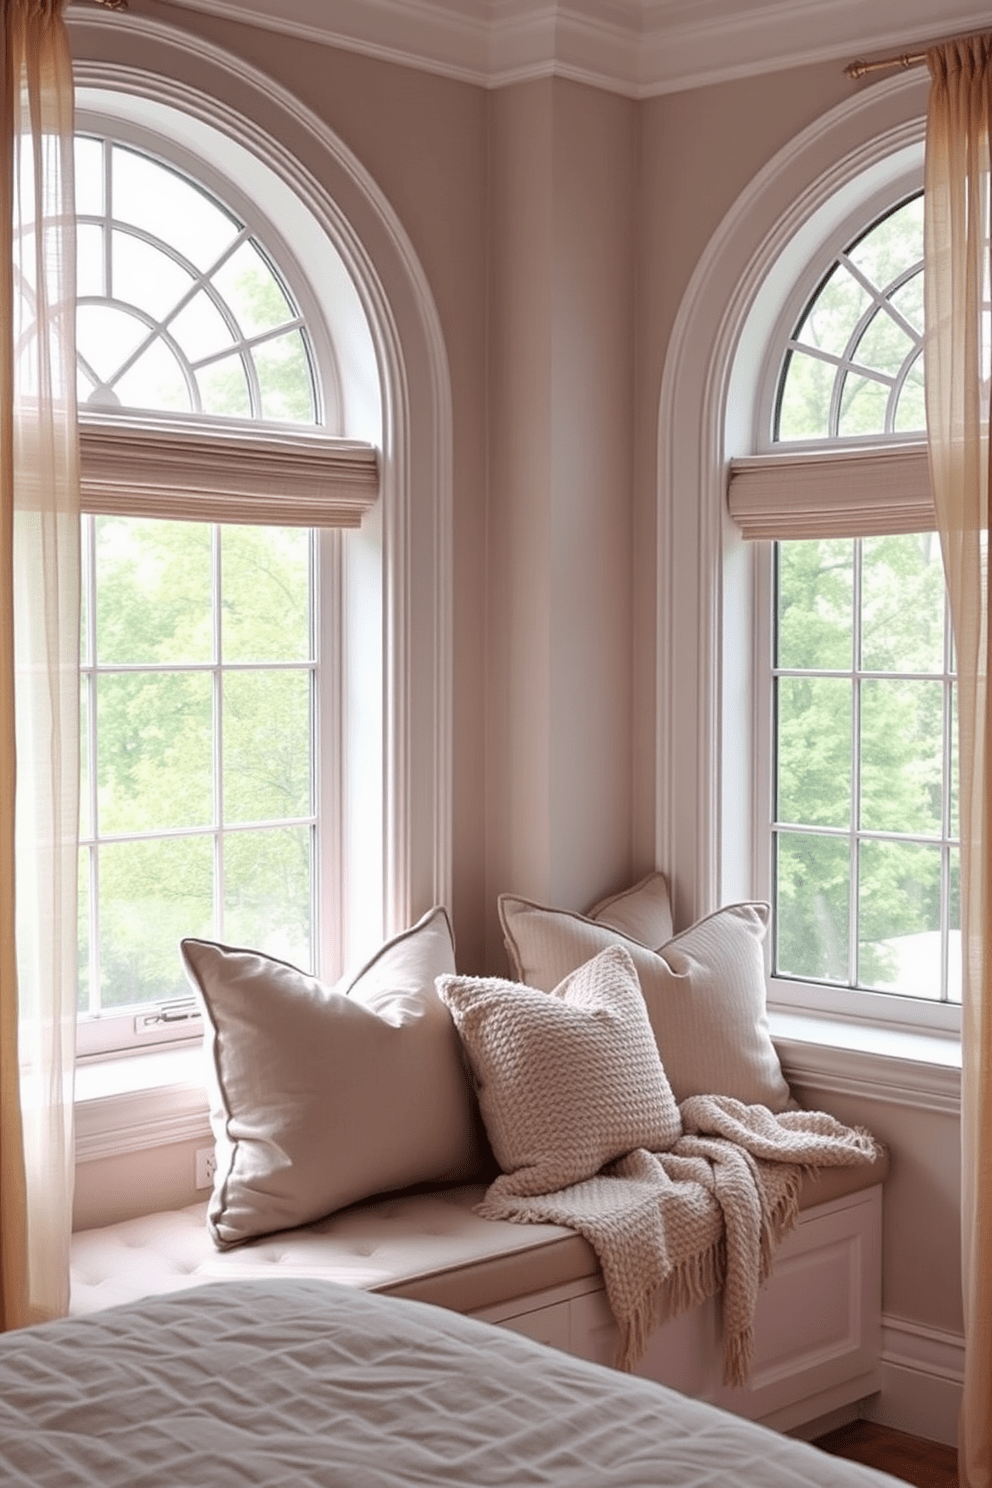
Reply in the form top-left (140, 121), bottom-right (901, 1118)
top-left (71, 1185), bottom-right (595, 1316)
top-left (70, 1156), bottom-right (888, 1320)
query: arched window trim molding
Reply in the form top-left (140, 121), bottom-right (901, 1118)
top-left (654, 70), bottom-right (930, 937)
top-left (69, 13), bottom-right (453, 954)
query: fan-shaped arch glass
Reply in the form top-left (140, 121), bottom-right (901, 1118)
top-left (74, 136), bottom-right (317, 424)
top-left (775, 195), bottom-right (928, 442)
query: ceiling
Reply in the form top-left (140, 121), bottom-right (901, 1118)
top-left (150, 0), bottom-right (991, 96)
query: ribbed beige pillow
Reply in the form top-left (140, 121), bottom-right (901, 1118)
top-left (181, 907), bottom-right (487, 1249)
top-left (498, 897), bottom-right (791, 1110)
top-left (587, 870), bottom-right (673, 947)
top-left (437, 945), bottom-right (682, 1201)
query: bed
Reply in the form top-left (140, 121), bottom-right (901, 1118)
top-left (0, 1278), bottom-right (900, 1487)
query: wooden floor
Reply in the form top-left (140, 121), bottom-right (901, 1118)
top-left (814, 1421), bottom-right (958, 1487)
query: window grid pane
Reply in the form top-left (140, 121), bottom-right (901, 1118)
top-left (78, 515), bottom-right (317, 1017)
top-left (772, 537), bottom-right (959, 1003)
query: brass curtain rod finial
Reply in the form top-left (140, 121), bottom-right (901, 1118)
top-left (845, 50), bottom-right (926, 80)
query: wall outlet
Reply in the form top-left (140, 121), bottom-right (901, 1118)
top-left (195, 1146), bottom-right (217, 1190)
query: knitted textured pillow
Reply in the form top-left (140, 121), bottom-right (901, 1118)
top-left (498, 897), bottom-right (792, 1110)
top-left (437, 945), bottom-right (682, 1200)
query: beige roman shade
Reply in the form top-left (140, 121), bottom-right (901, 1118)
top-left (79, 417), bottom-right (379, 528)
top-left (728, 442), bottom-right (934, 540)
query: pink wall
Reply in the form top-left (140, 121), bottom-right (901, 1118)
top-left (485, 78), bottom-right (636, 966)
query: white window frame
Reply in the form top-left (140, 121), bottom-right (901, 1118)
top-left (70, 115), bottom-right (371, 1059)
top-left (655, 68), bottom-right (960, 1040)
top-left (75, 511), bottom-right (347, 1060)
top-left (729, 182), bottom-right (960, 1034)
top-left (751, 535), bottom-right (961, 1036)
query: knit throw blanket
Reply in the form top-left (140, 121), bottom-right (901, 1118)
top-left (477, 1096), bottom-right (883, 1387)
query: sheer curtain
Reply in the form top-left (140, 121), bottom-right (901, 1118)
top-left (0, 0), bottom-right (78, 1331)
top-left (924, 35), bottom-right (992, 1488)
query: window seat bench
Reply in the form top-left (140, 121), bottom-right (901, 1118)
top-left (71, 1156), bottom-right (886, 1436)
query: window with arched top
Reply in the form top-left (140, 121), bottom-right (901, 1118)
top-left (729, 182), bottom-right (959, 1024)
top-left (74, 129), bottom-right (379, 1057)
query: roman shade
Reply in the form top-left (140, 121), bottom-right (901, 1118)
top-left (728, 442), bottom-right (933, 539)
top-left (78, 416), bottom-right (379, 527)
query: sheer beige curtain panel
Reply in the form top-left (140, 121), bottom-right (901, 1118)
top-left (924, 35), bottom-right (992, 1488)
top-left (0, 0), bottom-right (79, 1331)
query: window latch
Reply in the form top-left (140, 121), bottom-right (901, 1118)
top-left (135, 998), bottom-right (202, 1032)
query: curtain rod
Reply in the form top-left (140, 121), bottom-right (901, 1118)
top-left (846, 29), bottom-right (992, 79)
top-left (845, 50), bottom-right (926, 80)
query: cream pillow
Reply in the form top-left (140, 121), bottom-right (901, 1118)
top-left (181, 907), bottom-right (487, 1249)
top-left (587, 870), bottom-right (673, 947)
top-left (498, 897), bottom-right (791, 1110)
top-left (437, 945), bottom-right (682, 1201)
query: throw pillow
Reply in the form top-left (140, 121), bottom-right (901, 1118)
top-left (498, 896), bottom-right (791, 1110)
top-left (586, 870), bottom-right (673, 947)
top-left (181, 907), bottom-right (487, 1249)
top-left (437, 945), bottom-right (682, 1200)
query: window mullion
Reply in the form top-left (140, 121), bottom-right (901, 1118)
top-left (83, 514), bottom-right (100, 1021)
top-left (942, 584), bottom-right (955, 1006)
top-left (849, 538), bottom-right (863, 990)
top-left (102, 138), bottom-right (112, 298)
top-left (213, 523), bottom-right (224, 946)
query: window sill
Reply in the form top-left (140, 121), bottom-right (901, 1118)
top-left (75, 1045), bottom-right (210, 1163)
top-left (768, 1009), bottom-right (961, 1115)
top-left (74, 1010), bottom-right (961, 1167)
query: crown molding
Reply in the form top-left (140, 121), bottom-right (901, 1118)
top-left (79, 0), bottom-right (992, 98)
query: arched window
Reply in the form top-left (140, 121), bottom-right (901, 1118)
top-left (65, 30), bottom-right (452, 1182)
top-left (656, 72), bottom-right (958, 1035)
top-left (725, 165), bottom-right (959, 1027)
top-left (753, 193), bottom-right (958, 1017)
top-left (74, 128), bottom-right (378, 1056)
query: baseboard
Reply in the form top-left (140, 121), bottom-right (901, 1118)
top-left (862, 1314), bottom-right (964, 1447)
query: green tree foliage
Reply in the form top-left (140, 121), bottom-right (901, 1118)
top-left (81, 517), bottom-right (313, 1012)
top-left (775, 534), bottom-right (956, 995)
top-left (199, 265), bottom-right (314, 424)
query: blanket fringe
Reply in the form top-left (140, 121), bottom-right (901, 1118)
top-left (614, 1163), bottom-right (805, 1380)
top-left (724, 1325), bottom-right (754, 1389)
top-left (614, 1240), bottom-right (723, 1372)
top-left (478, 1114), bottom-right (881, 1391)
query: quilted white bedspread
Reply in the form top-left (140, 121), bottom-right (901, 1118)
top-left (0, 1279), bottom-right (898, 1487)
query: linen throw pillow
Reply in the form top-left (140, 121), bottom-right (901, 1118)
top-left (586, 870), bottom-right (673, 948)
top-left (498, 897), bottom-right (791, 1110)
top-left (437, 945), bottom-right (682, 1201)
top-left (181, 907), bottom-right (487, 1249)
